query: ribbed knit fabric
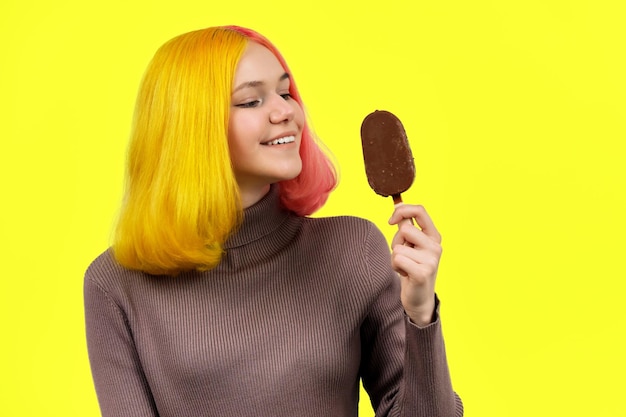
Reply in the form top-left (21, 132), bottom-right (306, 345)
top-left (84, 185), bottom-right (463, 417)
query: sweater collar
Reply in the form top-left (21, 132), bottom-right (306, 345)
top-left (224, 184), bottom-right (292, 249)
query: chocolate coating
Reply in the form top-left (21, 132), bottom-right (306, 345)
top-left (360, 110), bottom-right (415, 197)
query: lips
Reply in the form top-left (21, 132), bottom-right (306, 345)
top-left (262, 135), bottom-right (296, 146)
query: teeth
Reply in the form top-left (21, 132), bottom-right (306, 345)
top-left (264, 136), bottom-right (295, 146)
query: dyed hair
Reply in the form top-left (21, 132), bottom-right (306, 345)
top-left (113, 26), bottom-right (337, 275)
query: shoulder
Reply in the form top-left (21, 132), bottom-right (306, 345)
top-left (85, 248), bottom-right (120, 282)
top-left (84, 248), bottom-right (144, 296)
top-left (300, 215), bottom-right (394, 289)
top-left (303, 215), bottom-right (384, 243)
top-left (304, 215), bottom-right (390, 256)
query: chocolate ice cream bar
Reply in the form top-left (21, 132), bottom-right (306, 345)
top-left (360, 110), bottom-right (415, 204)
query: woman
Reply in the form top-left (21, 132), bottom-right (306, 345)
top-left (84, 25), bottom-right (463, 417)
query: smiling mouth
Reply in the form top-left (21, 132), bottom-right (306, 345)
top-left (262, 135), bottom-right (296, 146)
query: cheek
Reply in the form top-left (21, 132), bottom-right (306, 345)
top-left (227, 112), bottom-right (249, 146)
top-left (226, 114), bottom-right (245, 160)
top-left (227, 111), bottom-right (238, 140)
top-left (292, 101), bottom-right (306, 127)
top-left (229, 110), bottom-right (262, 139)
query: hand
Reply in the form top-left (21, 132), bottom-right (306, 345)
top-left (388, 204), bottom-right (442, 327)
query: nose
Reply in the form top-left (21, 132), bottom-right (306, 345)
top-left (268, 93), bottom-right (295, 124)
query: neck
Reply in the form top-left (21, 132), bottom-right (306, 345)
top-left (240, 184), bottom-right (271, 208)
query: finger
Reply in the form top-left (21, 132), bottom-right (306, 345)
top-left (388, 203), bottom-right (420, 224)
top-left (391, 251), bottom-right (439, 284)
top-left (389, 204), bottom-right (441, 243)
top-left (391, 221), bottom-right (414, 248)
top-left (393, 222), bottom-right (443, 253)
top-left (392, 243), bottom-right (441, 273)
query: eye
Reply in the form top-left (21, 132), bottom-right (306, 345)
top-left (235, 99), bottom-right (261, 108)
top-left (280, 93), bottom-right (292, 100)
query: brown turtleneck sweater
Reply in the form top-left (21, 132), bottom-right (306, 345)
top-left (84, 186), bottom-right (463, 416)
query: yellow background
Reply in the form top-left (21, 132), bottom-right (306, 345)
top-left (1, 0), bottom-right (624, 416)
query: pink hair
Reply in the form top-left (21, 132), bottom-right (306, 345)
top-left (225, 26), bottom-right (337, 215)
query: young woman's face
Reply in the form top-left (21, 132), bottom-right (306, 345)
top-left (228, 42), bottom-right (304, 194)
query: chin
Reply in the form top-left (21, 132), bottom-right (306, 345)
top-left (286, 163), bottom-right (303, 180)
top-left (274, 160), bottom-right (302, 182)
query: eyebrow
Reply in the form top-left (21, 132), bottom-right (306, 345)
top-left (233, 72), bottom-right (290, 93)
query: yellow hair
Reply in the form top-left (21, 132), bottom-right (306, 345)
top-left (113, 27), bottom-right (248, 275)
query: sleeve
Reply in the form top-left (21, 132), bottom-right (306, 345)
top-left (359, 224), bottom-right (463, 417)
top-left (84, 273), bottom-right (159, 417)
